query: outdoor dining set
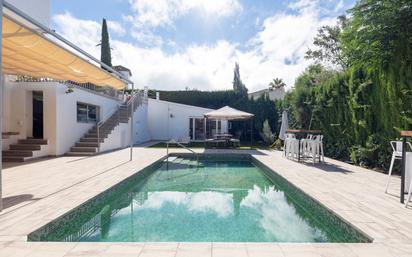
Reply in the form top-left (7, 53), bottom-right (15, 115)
top-left (205, 133), bottom-right (240, 148)
top-left (283, 129), bottom-right (325, 164)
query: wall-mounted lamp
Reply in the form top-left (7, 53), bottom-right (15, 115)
top-left (65, 87), bottom-right (74, 94)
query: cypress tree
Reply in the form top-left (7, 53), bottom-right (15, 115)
top-left (100, 18), bottom-right (112, 69)
top-left (232, 62), bottom-right (247, 94)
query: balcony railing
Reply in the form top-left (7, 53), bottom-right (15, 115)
top-left (13, 76), bottom-right (121, 100)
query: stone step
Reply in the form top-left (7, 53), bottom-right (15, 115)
top-left (10, 144), bottom-right (41, 151)
top-left (89, 127), bottom-right (115, 134)
top-left (2, 150), bottom-right (33, 157)
top-left (66, 151), bottom-right (95, 156)
top-left (84, 133), bottom-right (108, 139)
top-left (79, 138), bottom-right (103, 143)
top-left (18, 139), bottom-right (48, 145)
top-left (2, 156), bottom-right (26, 162)
top-left (75, 142), bottom-right (99, 147)
top-left (70, 146), bottom-right (97, 153)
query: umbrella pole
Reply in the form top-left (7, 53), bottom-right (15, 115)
top-left (250, 118), bottom-right (253, 150)
top-left (204, 117), bottom-right (207, 149)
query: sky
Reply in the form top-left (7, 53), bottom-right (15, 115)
top-left (51, 0), bottom-right (355, 92)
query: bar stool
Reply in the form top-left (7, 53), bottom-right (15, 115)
top-left (306, 135), bottom-right (324, 164)
top-left (385, 141), bottom-right (412, 193)
top-left (284, 133), bottom-right (293, 157)
top-left (300, 134), bottom-right (313, 158)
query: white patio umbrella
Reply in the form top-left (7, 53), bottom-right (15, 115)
top-left (279, 110), bottom-right (289, 140)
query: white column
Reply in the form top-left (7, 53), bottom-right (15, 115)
top-left (0, 0), bottom-right (4, 212)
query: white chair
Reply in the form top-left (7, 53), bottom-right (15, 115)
top-left (284, 133), bottom-right (298, 159)
top-left (300, 134), bottom-right (314, 158)
top-left (283, 133), bottom-right (293, 157)
top-left (385, 141), bottom-right (412, 193)
top-left (289, 138), bottom-right (300, 159)
top-left (306, 135), bottom-right (324, 164)
top-left (406, 178), bottom-right (412, 208)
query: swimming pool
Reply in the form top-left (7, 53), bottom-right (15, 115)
top-left (28, 154), bottom-right (370, 243)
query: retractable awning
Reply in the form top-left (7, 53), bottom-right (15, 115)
top-left (2, 15), bottom-right (126, 89)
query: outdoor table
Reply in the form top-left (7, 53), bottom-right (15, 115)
top-left (214, 134), bottom-right (233, 147)
top-left (286, 129), bottom-right (322, 162)
top-left (400, 131), bottom-right (412, 203)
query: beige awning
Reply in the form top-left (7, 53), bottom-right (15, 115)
top-left (2, 16), bottom-right (126, 89)
top-left (204, 106), bottom-right (254, 120)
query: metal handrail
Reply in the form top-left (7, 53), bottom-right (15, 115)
top-left (166, 139), bottom-right (199, 166)
top-left (96, 103), bottom-right (121, 152)
top-left (96, 91), bottom-right (143, 152)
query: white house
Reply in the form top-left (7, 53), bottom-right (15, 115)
top-left (0, 0), bottom-right (232, 163)
top-left (0, 0), bottom-right (151, 162)
top-left (248, 87), bottom-right (285, 101)
top-left (148, 97), bottom-right (228, 142)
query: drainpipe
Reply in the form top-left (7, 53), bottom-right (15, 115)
top-left (0, 0), bottom-right (4, 212)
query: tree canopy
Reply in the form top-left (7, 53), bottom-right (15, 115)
top-left (232, 62), bottom-right (248, 94)
top-left (284, 0), bottom-right (412, 169)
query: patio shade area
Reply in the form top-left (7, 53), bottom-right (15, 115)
top-left (1, 16), bottom-right (126, 89)
top-left (204, 106), bottom-right (254, 120)
top-left (204, 106), bottom-right (254, 148)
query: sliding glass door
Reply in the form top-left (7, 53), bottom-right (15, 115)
top-left (189, 118), bottom-right (222, 141)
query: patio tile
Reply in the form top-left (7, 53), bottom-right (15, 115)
top-left (66, 243), bottom-right (109, 255)
top-left (143, 242), bottom-right (178, 250)
top-left (138, 249), bottom-right (177, 257)
top-left (246, 243), bottom-right (284, 257)
top-left (104, 243), bottom-right (144, 255)
top-left (212, 243), bottom-right (248, 257)
top-left (176, 248), bottom-right (211, 257)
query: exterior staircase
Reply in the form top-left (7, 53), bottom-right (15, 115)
top-left (2, 138), bottom-right (48, 162)
top-left (66, 94), bottom-right (142, 156)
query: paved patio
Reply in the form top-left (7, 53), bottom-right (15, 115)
top-left (0, 146), bottom-right (411, 257)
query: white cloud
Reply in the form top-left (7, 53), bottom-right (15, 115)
top-left (140, 191), bottom-right (234, 218)
top-left (128, 0), bottom-right (242, 28)
top-left (107, 21), bottom-right (126, 36)
top-left (53, 13), bottom-right (126, 53)
top-left (52, 0), bottom-right (341, 92)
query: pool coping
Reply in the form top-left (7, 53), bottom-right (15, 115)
top-left (27, 152), bottom-right (372, 243)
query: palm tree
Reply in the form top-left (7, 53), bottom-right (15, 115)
top-left (269, 78), bottom-right (286, 90)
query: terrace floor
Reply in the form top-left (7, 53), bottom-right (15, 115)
top-left (0, 145), bottom-right (411, 257)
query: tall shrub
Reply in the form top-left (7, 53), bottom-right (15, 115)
top-left (100, 18), bottom-right (112, 68)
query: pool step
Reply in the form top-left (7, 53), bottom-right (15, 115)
top-left (167, 157), bottom-right (200, 167)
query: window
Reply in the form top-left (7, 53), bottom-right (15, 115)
top-left (77, 102), bottom-right (99, 123)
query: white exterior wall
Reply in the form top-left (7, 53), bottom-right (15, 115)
top-left (54, 86), bottom-right (121, 155)
top-left (3, 80), bottom-right (59, 154)
top-left (100, 123), bottom-right (130, 153)
top-left (99, 102), bottom-right (150, 152)
top-left (148, 99), bottom-right (228, 141)
top-left (133, 103), bottom-right (150, 144)
top-left (8, 0), bottom-right (51, 27)
top-left (248, 87), bottom-right (285, 101)
top-left (2, 80), bottom-right (121, 156)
